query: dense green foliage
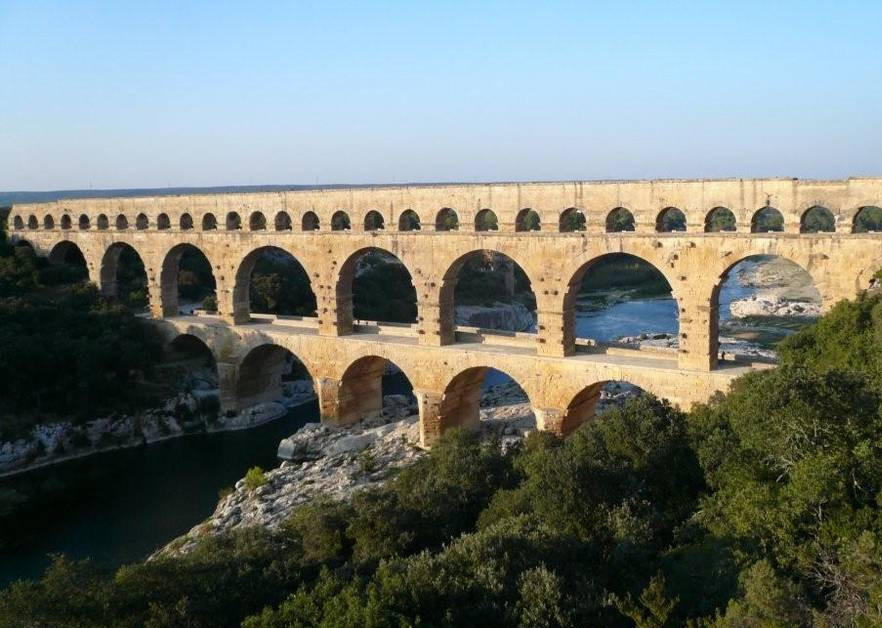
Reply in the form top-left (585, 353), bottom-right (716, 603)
top-left (7, 287), bottom-right (882, 627)
top-left (0, 225), bottom-right (163, 440)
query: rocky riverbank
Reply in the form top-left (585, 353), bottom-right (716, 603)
top-left (615, 332), bottom-right (777, 361)
top-left (455, 301), bottom-right (536, 332)
top-left (727, 256), bottom-right (821, 319)
top-left (0, 380), bottom-right (316, 477)
top-left (157, 380), bottom-right (644, 557)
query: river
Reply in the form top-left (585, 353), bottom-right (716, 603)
top-left (0, 261), bottom-right (808, 586)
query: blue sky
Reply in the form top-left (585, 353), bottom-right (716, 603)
top-left (1, 1), bottom-right (880, 190)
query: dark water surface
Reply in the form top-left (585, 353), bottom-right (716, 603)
top-left (0, 402), bottom-right (315, 587)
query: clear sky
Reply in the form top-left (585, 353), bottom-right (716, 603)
top-left (1, 0), bottom-right (880, 191)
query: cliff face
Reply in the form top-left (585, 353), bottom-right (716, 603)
top-left (454, 302), bottom-right (536, 332)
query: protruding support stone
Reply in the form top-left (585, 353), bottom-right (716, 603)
top-left (677, 300), bottom-right (717, 371)
top-left (317, 293), bottom-right (349, 337)
top-left (316, 376), bottom-right (346, 426)
top-left (216, 361), bottom-right (239, 415)
top-left (417, 295), bottom-right (455, 346)
top-left (536, 308), bottom-right (572, 357)
top-left (415, 389), bottom-right (444, 448)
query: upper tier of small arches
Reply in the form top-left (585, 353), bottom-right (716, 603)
top-left (10, 203), bottom-right (882, 236)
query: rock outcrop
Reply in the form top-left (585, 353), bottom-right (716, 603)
top-left (455, 301), bottom-right (536, 332)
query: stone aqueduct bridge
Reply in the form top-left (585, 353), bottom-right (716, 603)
top-left (9, 177), bottom-right (882, 446)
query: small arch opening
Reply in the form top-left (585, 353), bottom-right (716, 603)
top-left (115, 215), bottom-right (129, 230)
top-left (27, 215), bottom-right (38, 230)
top-left (226, 212), bottom-right (242, 231)
top-left (136, 213), bottom-right (149, 230)
top-left (655, 207), bottom-right (686, 232)
top-left (95, 214), bottom-right (108, 230)
top-left (180, 213), bottom-right (194, 230)
top-left (331, 211), bottom-right (351, 231)
top-left (475, 209), bottom-right (498, 231)
top-left (515, 208), bottom-right (540, 232)
top-left (60, 215), bottom-right (72, 230)
top-left (751, 206), bottom-right (784, 233)
top-left (800, 206), bottom-right (835, 233)
top-left (364, 210), bottom-right (385, 231)
top-left (435, 208), bottom-right (459, 231)
top-left (274, 211), bottom-right (292, 231)
top-left (202, 213), bottom-right (217, 230)
top-left (249, 211), bottom-right (267, 231)
top-left (705, 206), bottom-right (736, 232)
top-left (302, 211), bottom-right (320, 231)
top-left (560, 207), bottom-right (586, 232)
top-left (606, 207), bottom-right (635, 232)
top-left (43, 215), bottom-right (55, 230)
top-left (12, 215), bottom-right (24, 230)
top-left (156, 213), bottom-right (171, 230)
top-left (398, 210), bottom-right (421, 231)
top-left (853, 206), bottom-right (882, 233)
top-left (78, 214), bottom-right (91, 230)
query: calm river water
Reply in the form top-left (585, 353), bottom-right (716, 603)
top-left (0, 265), bottom-right (775, 587)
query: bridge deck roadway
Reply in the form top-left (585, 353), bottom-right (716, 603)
top-left (156, 314), bottom-right (758, 445)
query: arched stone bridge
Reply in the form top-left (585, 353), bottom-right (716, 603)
top-left (9, 177), bottom-right (882, 445)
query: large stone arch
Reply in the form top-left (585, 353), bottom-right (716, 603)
top-left (436, 247), bottom-right (539, 344)
top-left (704, 249), bottom-right (827, 369)
top-left (158, 242), bottom-right (218, 318)
top-left (99, 241), bottom-right (148, 300)
top-left (559, 248), bottom-right (679, 355)
top-left (231, 245), bottom-right (317, 324)
top-left (235, 342), bottom-right (314, 411)
top-left (435, 365), bottom-right (533, 436)
top-left (334, 246), bottom-right (417, 332)
top-left (334, 355), bottom-right (415, 425)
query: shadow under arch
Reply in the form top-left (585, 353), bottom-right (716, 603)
top-left (437, 366), bottom-right (533, 436)
top-left (335, 355), bottom-right (415, 426)
top-left (159, 243), bottom-right (217, 317)
top-left (438, 248), bottom-right (537, 342)
top-left (166, 332), bottom-right (220, 409)
top-left (563, 252), bottom-right (678, 353)
top-left (99, 241), bottom-right (148, 308)
top-left (232, 245), bottom-right (316, 323)
top-left (47, 240), bottom-right (90, 283)
top-left (236, 343), bottom-right (314, 412)
top-left (335, 247), bottom-right (417, 332)
top-left (709, 254), bottom-right (821, 369)
top-left (561, 380), bottom-right (646, 436)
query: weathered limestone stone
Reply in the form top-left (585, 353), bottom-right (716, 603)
top-left (10, 177), bottom-right (882, 445)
